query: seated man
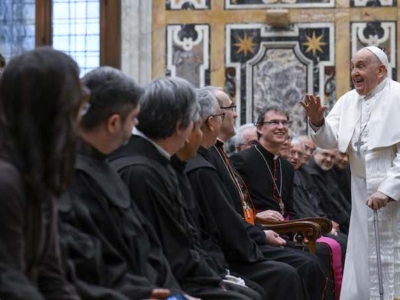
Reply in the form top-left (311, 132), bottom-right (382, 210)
top-left (58, 67), bottom-right (186, 300)
top-left (230, 105), bottom-right (338, 300)
top-left (186, 87), bottom-right (325, 300)
top-left (290, 139), bottom-right (348, 299)
top-left (306, 148), bottom-right (351, 235)
top-left (109, 77), bottom-right (261, 300)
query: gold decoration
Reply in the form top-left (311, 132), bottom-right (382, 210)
top-left (302, 31), bottom-right (326, 56)
top-left (234, 32), bottom-right (256, 56)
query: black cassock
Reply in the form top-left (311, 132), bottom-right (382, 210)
top-left (293, 169), bottom-right (348, 265)
top-left (230, 144), bottom-right (338, 300)
top-left (207, 143), bottom-right (327, 300)
top-left (58, 141), bottom-right (180, 300)
top-left (329, 165), bottom-right (352, 215)
top-left (305, 158), bottom-right (350, 235)
top-left (181, 147), bottom-right (303, 299)
top-left (109, 135), bottom-right (262, 300)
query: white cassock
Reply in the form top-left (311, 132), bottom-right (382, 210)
top-left (310, 78), bottom-right (400, 300)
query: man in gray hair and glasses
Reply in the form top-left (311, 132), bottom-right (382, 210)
top-left (301, 46), bottom-right (400, 300)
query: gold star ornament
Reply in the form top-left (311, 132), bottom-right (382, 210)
top-left (234, 32), bottom-right (256, 57)
top-left (302, 31), bottom-right (326, 56)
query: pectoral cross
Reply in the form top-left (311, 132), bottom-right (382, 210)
top-left (354, 137), bottom-right (365, 157)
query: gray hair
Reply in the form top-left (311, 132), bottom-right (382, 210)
top-left (137, 76), bottom-right (197, 139)
top-left (202, 86), bottom-right (224, 105)
top-left (196, 88), bottom-right (217, 125)
top-left (291, 138), bottom-right (305, 152)
top-left (234, 123), bottom-right (257, 147)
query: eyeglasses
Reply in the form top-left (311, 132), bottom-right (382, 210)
top-left (239, 139), bottom-right (258, 147)
top-left (261, 120), bottom-right (292, 127)
top-left (220, 105), bottom-right (236, 112)
top-left (206, 112), bottom-right (225, 123)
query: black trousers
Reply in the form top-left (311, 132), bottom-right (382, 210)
top-left (258, 244), bottom-right (328, 300)
top-left (231, 259), bottom-right (304, 300)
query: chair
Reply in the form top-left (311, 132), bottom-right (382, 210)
top-left (256, 217), bottom-right (332, 254)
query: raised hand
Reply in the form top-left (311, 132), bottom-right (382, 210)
top-left (300, 94), bottom-right (327, 127)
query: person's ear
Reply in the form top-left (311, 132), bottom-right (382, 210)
top-left (106, 114), bottom-right (122, 134)
top-left (377, 65), bottom-right (386, 78)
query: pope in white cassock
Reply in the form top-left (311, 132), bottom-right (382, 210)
top-left (301, 46), bottom-right (400, 300)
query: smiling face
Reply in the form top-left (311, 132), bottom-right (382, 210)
top-left (351, 48), bottom-right (386, 96)
top-left (257, 110), bottom-right (289, 152)
top-left (314, 149), bottom-right (336, 171)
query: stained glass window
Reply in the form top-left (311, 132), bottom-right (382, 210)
top-left (52, 0), bottom-right (100, 75)
top-left (0, 0), bottom-right (36, 64)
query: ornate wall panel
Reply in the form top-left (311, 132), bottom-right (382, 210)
top-left (225, 0), bottom-right (334, 9)
top-left (166, 0), bottom-right (210, 10)
top-left (166, 24), bottom-right (210, 88)
top-left (226, 23), bottom-right (334, 136)
top-left (351, 21), bottom-right (396, 79)
top-left (351, 0), bottom-right (396, 7)
top-left (152, 0), bottom-right (399, 130)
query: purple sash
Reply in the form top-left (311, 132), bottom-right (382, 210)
top-left (317, 236), bottom-right (343, 300)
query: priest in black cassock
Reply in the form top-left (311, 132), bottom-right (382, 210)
top-left (199, 87), bottom-right (327, 300)
top-left (289, 139), bottom-right (348, 299)
top-left (306, 148), bottom-right (351, 235)
top-left (230, 105), bottom-right (339, 300)
top-left (109, 77), bottom-right (262, 300)
top-left (185, 88), bottom-right (315, 300)
top-left (58, 67), bottom-right (187, 300)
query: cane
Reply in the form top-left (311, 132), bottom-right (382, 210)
top-left (373, 209), bottom-right (384, 300)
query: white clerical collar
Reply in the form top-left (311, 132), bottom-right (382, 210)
top-left (132, 128), bottom-right (171, 160)
top-left (363, 78), bottom-right (388, 100)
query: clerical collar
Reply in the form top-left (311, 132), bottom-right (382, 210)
top-left (363, 77), bottom-right (388, 100)
top-left (256, 143), bottom-right (280, 160)
top-left (132, 127), bottom-right (170, 160)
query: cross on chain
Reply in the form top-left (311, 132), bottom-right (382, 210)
top-left (354, 137), bottom-right (365, 157)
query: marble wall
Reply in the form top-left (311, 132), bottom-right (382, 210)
top-left (121, 0), bottom-right (398, 134)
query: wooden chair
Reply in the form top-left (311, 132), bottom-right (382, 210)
top-left (256, 217), bottom-right (332, 254)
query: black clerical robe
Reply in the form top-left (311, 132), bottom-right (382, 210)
top-left (330, 165), bottom-right (352, 215)
top-left (293, 169), bottom-right (327, 219)
top-left (208, 143), bottom-right (328, 300)
top-left (0, 158), bottom-right (78, 300)
top-left (231, 144), bottom-right (337, 300)
top-left (109, 135), bottom-right (260, 300)
top-left (306, 158), bottom-right (350, 235)
top-left (230, 144), bottom-right (298, 219)
top-left (293, 169), bottom-right (348, 264)
top-left (58, 142), bottom-right (180, 300)
top-left (186, 146), bottom-right (309, 300)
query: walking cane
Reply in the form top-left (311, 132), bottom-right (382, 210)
top-left (373, 209), bottom-right (384, 300)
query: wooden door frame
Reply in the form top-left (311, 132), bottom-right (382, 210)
top-left (35, 0), bottom-right (121, 69)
